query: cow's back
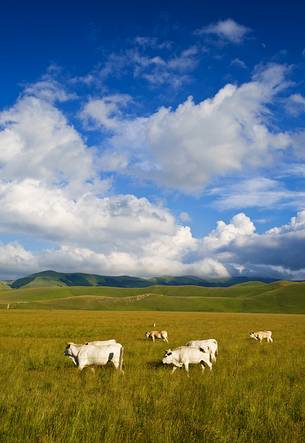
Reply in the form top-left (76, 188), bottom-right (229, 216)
top-left (175, 346), bottom-right (207, 363)
top-left (79, 343), bottom-right (122, 366)
top-left (257, 330), bottom-right (272, 337)
top-left (86, 339), bottom-right (116, 346)
top-left (186, 339), bottom-right (218, 350)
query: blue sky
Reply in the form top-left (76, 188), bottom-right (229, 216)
top-left (1, 0), bottom-right (305, 279)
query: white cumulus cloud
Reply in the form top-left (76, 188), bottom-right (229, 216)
top-left (203, 213), bottom-right (255, 250)
top-left (0, 94), bottom-right (103, 197)
top-left (96, 64), bottom-right (290, 194)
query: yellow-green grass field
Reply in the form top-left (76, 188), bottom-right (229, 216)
top-left (0, 310), bottom-right (304, 442)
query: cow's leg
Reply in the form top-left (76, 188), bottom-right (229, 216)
top-left (90, 367), bottom-right (95, 374)
top-left (113, 359), bottom-right (124, 374)
top-left (171, 366), bottom-right (177, 375)
top-left (164, 337), bottom-right (168, 343)
top-left (69, 356), bottom-right (78, 366)
top-left (268, 337), bottom-right (273, 343)
top-left (200, 363), bottom-right (205, 374)
top-left (78, 359), bottom-right (89, 371)
top-left (184, 362), bottom-right (190, 377)
top-left (201, 359), bottom-right (212, 372)
top-left (152, 336), bottom-right (155, 342)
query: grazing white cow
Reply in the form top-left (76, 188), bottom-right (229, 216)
top-left (64, 342), bottom-right (124, 372)
top-left (145, 330), bottom-right (168, 343)
top-left (250, 330), bottom-right (273, 343)
top-left (162, 346), bottom-right (212, 376)
top-left (64, 340), bottom-right (117, 366)
top-left (186, 339), bottom-right (218, 363)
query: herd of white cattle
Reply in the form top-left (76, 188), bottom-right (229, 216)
top-left (64, 329), bottom-right (273, 376)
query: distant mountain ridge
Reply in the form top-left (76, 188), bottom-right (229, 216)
top-left (10, 270), bottom-right (278, 289)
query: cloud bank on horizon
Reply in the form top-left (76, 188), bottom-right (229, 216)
top-left (1, 10), bottom-right (305, 280)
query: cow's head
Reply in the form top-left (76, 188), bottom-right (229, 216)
top-left (64, 343), bottom-right (73, 357)
top-left (145, 332), bottom-right (150, 339)
top-left (64, 343), bottom-right (80, 366)
top-left (249, 332), bottom-right (257, 340)
top-left (64, 342), bottom-right (80, 357)
top-left (162, 349), bottom-right (173, 365)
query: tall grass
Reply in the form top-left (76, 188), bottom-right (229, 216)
top-left (0, 310), bottom-right (304, 442)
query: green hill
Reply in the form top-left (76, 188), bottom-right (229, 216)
top-left (11, 270), bottom-right (151, 289)
top-left (10, 270), bottom-right (277, 289)
top-left (10, 270), bottom-right (153, 289)
top-left (1, 280), bottom-right (305, 313)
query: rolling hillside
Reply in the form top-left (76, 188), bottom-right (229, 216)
top-left (10, 270), bottom-right (151, 289)
top-left (0, 280), bottom-right (305, 313)
top-left (10, 270), bottom-right (277, 289)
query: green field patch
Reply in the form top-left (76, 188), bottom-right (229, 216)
top-left (1, 281), bottom-right (305, 313)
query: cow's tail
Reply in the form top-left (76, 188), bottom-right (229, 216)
top-left (119, 345), bottom-right (124, 372)
top-left (212, 339), bottom-right (218, 356)
top-left (208, 347), bottom-right (213, 364)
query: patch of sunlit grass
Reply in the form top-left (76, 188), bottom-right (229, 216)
top-left (0, 310), bottom-right (304, 442)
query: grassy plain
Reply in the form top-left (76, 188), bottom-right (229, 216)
top-left (0, 310), bottom-right (304, 442)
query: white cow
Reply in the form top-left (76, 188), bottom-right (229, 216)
top-left (162, 346), bottom-right (212, 376)
top-left (145, 330), bottom-right (168, 343)
top-left (250, 330), bottom-right (273, 343)
top-left (186, 339), bottom-right (218, 363)
top-left (64, 340), bottom-right (116, 366)
top-left (64, 342), bottom-right (124, 372)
